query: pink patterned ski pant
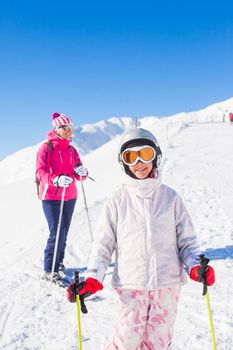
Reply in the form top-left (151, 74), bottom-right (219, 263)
top-left (106, 286), bottom-right (181, 350)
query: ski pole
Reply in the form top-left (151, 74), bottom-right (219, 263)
top-left (199, 255), bottom-right (217, 350)
top-left (87, 175), bottom-right (95, 182)
top-left (76, 293), bottom-right (83, 350)
top-left (67, 272), bottom-right (90, 348)
top-left (74, 271), bottom-right (90, 349)
top-left (206, 289), bottom-right (217, 350)
top-left (47, 186), bottom-right (66, 296)
top-left (80, 176), bottom-right (94, 242)
top-left (75, 163), bottom-right (94, 242)
top-left (73, 271), bottom-right (83, 350)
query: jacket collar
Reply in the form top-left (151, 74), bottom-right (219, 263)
top-left (121, 171), bottom-right (162, 199)
top-left (47, 130), bottom-right (71, 149)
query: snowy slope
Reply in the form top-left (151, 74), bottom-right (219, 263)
top-left (73, 95), bottom-right (233, 153)
top-left (0, 103), bottom-right (233, 349)
top-left (0, 96), bottom-right (233, 187)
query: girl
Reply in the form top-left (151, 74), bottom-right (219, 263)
top-left (68, 128), bottom-right (215, 349)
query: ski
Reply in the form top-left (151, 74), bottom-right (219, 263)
top-left (42, 273), bottom-right (73, 288)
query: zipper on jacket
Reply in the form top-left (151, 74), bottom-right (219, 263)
top-left (70, 149), bottom-right (73, 165)
top-left (58, 151), bottom-right (63, 164)
top-left (144, 198), bottom-right (158, 289)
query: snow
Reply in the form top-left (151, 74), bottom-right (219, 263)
top-left (0, 98), bottom-right (233, 349)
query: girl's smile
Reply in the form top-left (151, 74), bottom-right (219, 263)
top-left (129, 161), bottom-right (153, 179)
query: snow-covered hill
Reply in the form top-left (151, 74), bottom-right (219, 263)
top-left (73, 96), bottom-right (233, 153)
top-left (0, 96), bottom-right (233, 187)
top-left (0, 98), bottom-right (233, 349)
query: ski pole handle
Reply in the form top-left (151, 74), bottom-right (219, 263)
top-left (199, 254), bottom-right (210, 296)
top-left (75, 271), bottom-right (89, 314)
top-left (55, 173), bottom-right (70, 196)
top-left (75, 271), bottom-right (80, 284)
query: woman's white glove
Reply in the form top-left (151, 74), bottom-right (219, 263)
top-left (74, 165), bottom-right (88, 177)
top-left (53, 175), bottom-right (73, 187)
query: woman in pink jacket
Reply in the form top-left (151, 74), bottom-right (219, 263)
top-left (229, 112), bottom-right (233, 124)
top-left (36, 112), bottom-right (87, 284)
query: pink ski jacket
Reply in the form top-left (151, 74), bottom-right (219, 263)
top-left (36, 130), bottom-right (86, 201)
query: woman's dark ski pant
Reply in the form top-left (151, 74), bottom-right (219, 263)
top-left (42, 199), bottom-right (76, 272)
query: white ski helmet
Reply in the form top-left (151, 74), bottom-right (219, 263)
top-left (118, 128), bottom-right (162, 178)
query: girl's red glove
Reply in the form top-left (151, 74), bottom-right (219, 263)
top-left (78, 277), bottom-right (103, 295)
top-left (190, 265), bottom-right (215, 286)
top-left (67, 277), bottom-right (103, 303)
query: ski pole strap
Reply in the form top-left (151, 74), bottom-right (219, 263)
top-left (79, 293), bottom-right (90, 314)
top-left (67, 283), bottom-right (77, 303)
top-left (199, 254), bottom-right (210, 296)
top-left (74, 271), bottom-right (90, 314)
top-left (87, 175), bottom-right (95, 182)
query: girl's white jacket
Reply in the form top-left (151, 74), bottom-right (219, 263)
top-left (86, 172), bottom-right (200, 290)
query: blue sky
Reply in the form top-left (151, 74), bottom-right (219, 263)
top-left (1, 0), bottom-right (233, 159)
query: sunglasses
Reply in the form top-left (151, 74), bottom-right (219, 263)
top-left (59, 124), bottom-right (73, 131)
top-left (121, 145), bottom-right (156, 166)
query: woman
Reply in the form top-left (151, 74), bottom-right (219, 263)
top-left (36, 112), bottom-right (87, 283)
top-left (67, 127), bottom-right (215, 349)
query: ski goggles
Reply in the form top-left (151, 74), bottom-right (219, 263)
top-left (59, 124), bottom-right (73, 131)
top-left (121, 145), bottom-right (156, 166)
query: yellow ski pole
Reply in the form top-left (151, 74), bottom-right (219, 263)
top-left (74, 271), bottom-right (90, 349)
top-left (74, 271), bottom-right (84, 350)
top-left (199, 255), bottom-right (217, 350)
top-left (76, 294), bottom-right (83, 350)
top-left (205, 289), bottom-right (217, 350)
top-left (67, 271), bottom-right (90, 349)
